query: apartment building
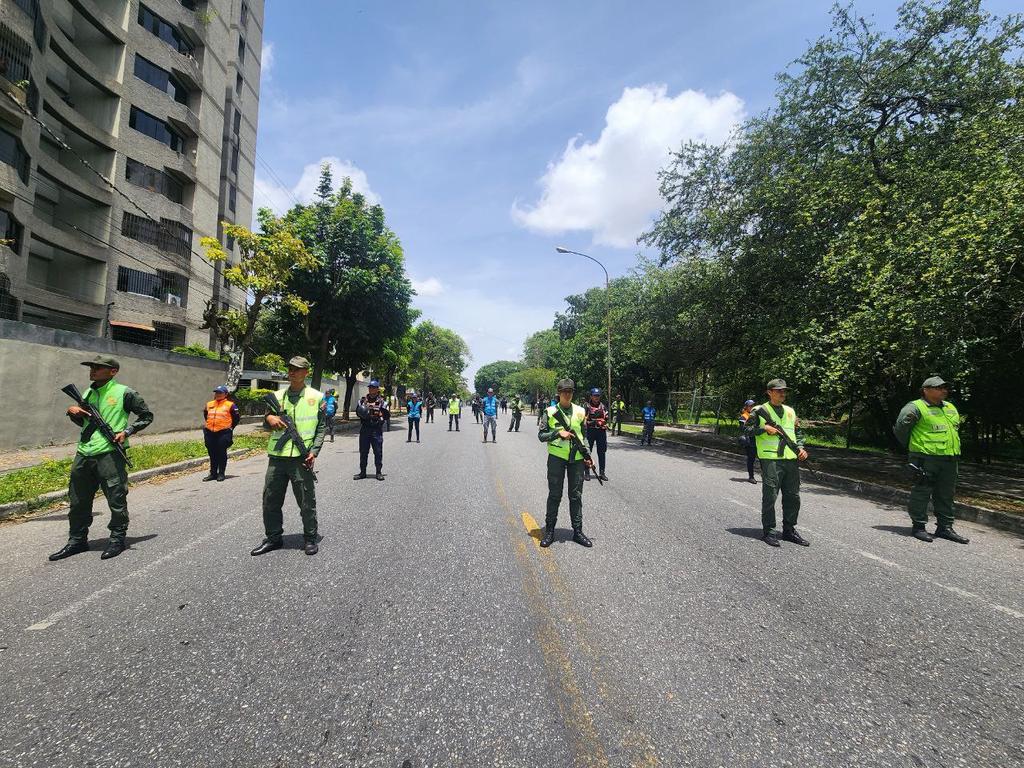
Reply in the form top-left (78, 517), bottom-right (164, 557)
top-left (0, 0), bottom-right (263, 350)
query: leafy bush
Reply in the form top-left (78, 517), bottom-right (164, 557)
top-left (172, 343), bottom-right (226, 361)
top-left (252, 353), bottom-right (286, 372)
top-left (234, 387), bottom-right (276, 403)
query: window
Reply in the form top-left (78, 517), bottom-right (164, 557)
top-left (0, 208), bottom-right (23, 253)
top-left (134, 55), bottom-right (189, 104)
top-left (235, 72), bottom-right (243, 95)
top-left (232, 109), bottom-right (241, 135)
top-left (179, 0), bottom-right (197, 9)
top-left (129, 106), bottom-right (184, 151)
top-left (240, 2), bottom-right (249, 29)
top-left (0, 126), bottom-right (30, 184)
top-left (0, 21), bottom-right (33, 84)
top-left (137, 4), bottom-right (193, 55)
top-left (230, 143), bottom-right (239, 174)
top-left (125, 158), bottom-right (184, 203)
top-left (228, 183), bottom-right (236, 212)
top-left (153, 322), bottom-right (186, 350)
top-left (121, 212), bottom-right (193, 260)
top-left (226, 234), bottom-right (234, 251)
top-left (117, 266), bottom-right (188, 306)
top-left (237, 37), bottom-right (245, 65)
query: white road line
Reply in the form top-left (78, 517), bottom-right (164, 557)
top-left (854, 550), bottom-right (907, 571)
top-left (25, 514), bottom-right (248, 632)
top-left (935, 582), bottom-right (1024, 619)
top-left (728, 498), bottom-right (754, 509)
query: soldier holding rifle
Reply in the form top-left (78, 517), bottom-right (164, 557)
top-left (251, 356), bottom-right (325, 557)
top-left (49, 356), bottom-right (153, 562)
top-left (538, 378), bottom-right (596, 549)
top-left (743, 378), bottom-right (810, 549)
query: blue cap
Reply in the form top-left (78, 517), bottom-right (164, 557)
top-left (744, 399), bottom-right (755, 406)
top-left (369, 379), bottom-right (380, 388)
top-left (213, 385), bottom-right (228, 394)
top-left (590, 388), bottom-right (601, 396)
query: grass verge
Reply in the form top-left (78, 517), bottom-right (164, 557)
top-left (0, 434), bottom-right (267, 507)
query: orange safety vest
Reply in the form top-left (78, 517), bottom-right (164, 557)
top-left (205, 399), bottom-right (234, 432)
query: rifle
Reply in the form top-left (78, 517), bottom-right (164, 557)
top-left (754, 406), bottom-right (804, 459)
top-left (550, 408), bottom-right (602, 485)
top-left (62, 383), bottom-right (133, 468)
top-left (262, 393), bottom-right (318, 482)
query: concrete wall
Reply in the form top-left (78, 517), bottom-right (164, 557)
top-left (0, 319), bottom-right (227, 450)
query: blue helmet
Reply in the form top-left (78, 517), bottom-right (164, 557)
top-left (369, 379), bottom-right (380, 388)
top-left (213, 385), bottom-right (228, 394)
top-left (590, 388), bottom-right (602, 396)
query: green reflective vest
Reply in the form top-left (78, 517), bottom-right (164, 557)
top-left (754, 402), bottom-right (798, 460)
top-left (77, 380), bottom-right (130, 457)
top-left (908, 399), bottom-right (961, 456)
top-left (448, 398), bottom-right (461, 415)
top-left (546, 403), bottom-right (586, 461)
top-left (267, 386), bottom-right (321, 458)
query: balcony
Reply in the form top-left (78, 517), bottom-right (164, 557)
top-left (66, 0), bottom-right (127, 45)
top-left (43, 91), bottom-right (116, 152)
top-left (47, 23), bottom-right (119, 98)
top-left (36, 155), bottom-right (113, 207)
top-left (29, 216), bottom-right (108, 264)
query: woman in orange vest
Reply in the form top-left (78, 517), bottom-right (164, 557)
top-left (203, 385), bottom-right (239, 482)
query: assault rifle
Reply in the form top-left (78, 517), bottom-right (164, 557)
top-left (263, 393), bottom-right (317, 482)
top-left (754, 406), bottom-right (804, 459)
top-left (61, 383), bottom-right (133, 468)
top-left (551, 408), bottom-right (602, 485)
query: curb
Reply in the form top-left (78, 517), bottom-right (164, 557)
top-left (0, 448), bottom-right (256, 521)
top-left (630, 434), bottom-right (1024, 537)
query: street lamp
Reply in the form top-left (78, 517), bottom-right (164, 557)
top-left (555, 246), bottom-right (612, 401)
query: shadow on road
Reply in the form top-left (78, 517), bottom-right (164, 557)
top-left (125, 533), bottom-right (158, 549)
top-left (726, 527), bottom-right (764, 541)
top-left (872, 524), bottom-right (913, 538)
top-left (280, 533), bottom-right (323, 550)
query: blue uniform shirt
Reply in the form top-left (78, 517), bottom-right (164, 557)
top-left (642, 406), bottom-right (656, 423)
top-left (407, 399), bottom-right (422, 419)
top-left (483, 395), bottom-right (498, 417)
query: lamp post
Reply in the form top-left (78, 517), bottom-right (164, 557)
top-left (555, 246), bottom-right (612, 400)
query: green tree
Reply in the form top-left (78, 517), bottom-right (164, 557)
top-left (408, 320), bottom-right (471, 397)
top-left (474, 360), bottom-right (524, 395)
top-left (521, 329), bottom-right (562, 369)
top-left (201, 212), bottom-right (319, 389)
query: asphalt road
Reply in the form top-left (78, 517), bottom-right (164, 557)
top-left (1, 412), bottom-right (1021, 768)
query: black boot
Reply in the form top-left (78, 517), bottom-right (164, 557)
top-left (202, 473), bottom-right (217, 482)
top-left (540, 528), bottom-right (556, 548)
top-left (572, 529), bottom-right (593, 548)
top-left (598, 473), bottom-right (609, 482)
top-left (251, 538), bottom-right (282, 556)
top-left (217, 473), bottom-right (225, 482)
top-left (782, 528), bottom-right (810, 547)
top-left (375, 472), bottom-right (385, 481)
top-left (304, 538), bottom-right (319, 555)
top-left (912, 524), bottom-right (934, 542)
top-left (763, 530), bottom-right (781, 548)
top-left (48, 540), bottom-right (89, 561)
top-left (934, 526), bottom-right (969, 544)
top-left (101, 539), bottom-right (126, 560)
top-left (353, 471), bottom-right (367, 480)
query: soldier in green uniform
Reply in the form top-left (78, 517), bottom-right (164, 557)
top-left (538, 378), bottom-right (594, 548)
top-left (507, 395), bottom-right (524, 432)
top-left (893, 376), bottom-right (969, 544)
top-left (251, 356), bottom-right (325, 557)
top-left (743, 379), bottom-right (810, 548)
top-left (49, 356), bottom-right (153, 561)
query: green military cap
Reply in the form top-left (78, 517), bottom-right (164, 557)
top-left (81, 355), bottom-right (120, 369)
top-left (766, 378), bottom-right (789, 390)
top-left (556, 378), bottom-right (575, 392)
top-left (922, 375), bottom-right (948, 388)
top-left (287, 356), bottom-right (311, 369)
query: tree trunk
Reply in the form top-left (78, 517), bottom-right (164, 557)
top-left (342, 367), bottom-right (358, 420)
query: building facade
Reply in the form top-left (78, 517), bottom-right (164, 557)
top-left (0, 0), bottom-right (263, 350)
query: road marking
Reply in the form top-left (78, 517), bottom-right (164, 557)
top-left (728, 498), bottom-right (753, 509)
top-left (521, 511), bottom-right (543, 549)
top-left (854, 550), bottom-right (907, 571)
top-left (934, 583), bottom-right (1024, 619)
top-left (25, 514), bottom-right (248, 631)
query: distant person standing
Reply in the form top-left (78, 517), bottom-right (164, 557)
top-left (583, 388), bottom-right (610, 482)
top-left (354, 379), bottom-right (388, 481)
top-left (203, 385), bottom-right (239, 482)
top-left (49, 356), bottom-right (153, 562)
top-left (472, 394), bottom-right (483, 424)
top-left (406, 389), bottom-right (422, 443)
top-left (744, 379), bottom-right (810, 549)
top-left (536, 396), bottom-right (546, 425)
top-left (739, 399), bottom-right (757, 483)
top-left (482, 388), bottom-right (498, 443)
top-left (323, 388), bottom-right (338, 442)
top-left (501, 397), bottom-right (508, 414)
top-left (508, 396), bottom-right (524, 432)
top-left (611, 394), bottom-right (626, 435)
top-left (894, 376), bottom-right (969, 544)
top-left (448, 393), bottom-right (462, 431)
top-left (641, 401), bottom-right (656, 445)
top-left (425, 393), bottom-right (435, 423)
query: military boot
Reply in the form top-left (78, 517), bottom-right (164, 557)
top-left (101, 539), bottom-right (126, 560)
top-left (540, 528), bottom-right (556, 548)
top-left (934, 526), bottom-right (969, 544)
top-left (911, 524), bottom-right (934, 542)
top-left (572, 529), bottom-right (593, 548)
top-left (48, 540), bottom-right (89, 561)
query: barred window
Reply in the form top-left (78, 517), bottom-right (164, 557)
top-left (137, 4), bottom-right (193, 56)
top-left (0, 208), bottom-right (23, 252)
top-left (116, 265), bottom-right (188, 306)
top-left (125, 158), bottom-right (184, 203)
top-left (153, 322), bottom-right (186, 350)
top-left (121, 212), bottom-right (193, 259)
top-left (129, 106), bottom-right (184, 151)
top-left (0, 22), bottom-right (32, 84)
top-left (0, 126), bottom-right (30, 184)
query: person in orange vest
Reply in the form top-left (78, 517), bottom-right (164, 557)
top-left (203, 385), bottom-right (239, 482)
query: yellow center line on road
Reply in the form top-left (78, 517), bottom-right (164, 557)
top-left (495, 474), bottom-right (660, 768)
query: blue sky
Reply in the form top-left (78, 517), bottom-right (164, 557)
top-left (253, 0), bottom-right (1015, 386)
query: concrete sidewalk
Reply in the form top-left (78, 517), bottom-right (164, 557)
top-left (622, 422), bottom-right (1024, 512)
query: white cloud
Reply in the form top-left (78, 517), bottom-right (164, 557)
top-left (512, 85), bottom-right (744, 248)
top-left (411, 277), bottom-right (444, 297)
top-left (252, 156), bottom-right (380, 220)
top-left (261, 42), bottom-right (275, 76)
